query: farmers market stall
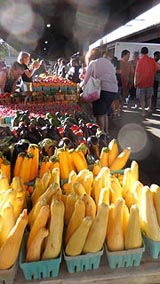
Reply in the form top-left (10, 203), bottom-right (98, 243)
top-left (0, 76), bottom-right (160, 284)
top-left (0, 75), bottom-right (80, 122)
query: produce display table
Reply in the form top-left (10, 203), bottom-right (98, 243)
top-left (0, 100), bottom-right (81, 121)
top-left (0, 74), bottom-right (79, 119)
top-left (0, 78), bottom-right (159, 284)
top-left (15, 253), bottom-right (160, 284)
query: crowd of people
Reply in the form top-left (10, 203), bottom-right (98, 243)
top-left (81, 46), bottom-right (160, 134)
top-left (0, 51), bottom-right (42, 93)
top-left (0, 52), bottom-right (82, 93)
top-left (0, 46), bottom-right (160, 136)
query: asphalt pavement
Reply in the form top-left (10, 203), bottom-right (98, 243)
top-left (109, 103), bottom-right (160, 186)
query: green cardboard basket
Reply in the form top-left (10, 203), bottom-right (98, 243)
top-left (0, 261), bottom-right (18, 284)
top-left (19, 233), bottom-right (62, 280)
top-left (105, 244), bottom-right (145, 269)
top-left (142, 233), bottom-right (160, 259)
top-left (63, 249), bottom-right (103, 273)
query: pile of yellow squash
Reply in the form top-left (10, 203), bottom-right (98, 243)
top-left (0, 174), bottom-right (28, 269)
top-left (0, 151), bottom-right (160, 271)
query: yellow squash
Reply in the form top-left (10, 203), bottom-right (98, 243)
top-left (19, 152), bottom-right (33, 183)
top-left (108, 139), bottom-right (119, 167)
top-left (92, 160), bottom-right (101, 176)
top-left (27, 205), bottom-right (50, 250)
top-left (0, 203), bottom-right (15, 246)
top-left (100, 147), bottom-right (109, 168)
top-left (132, 180), bottom-right (143, 208)
top-left (28, 198), bottom-right (47, 228)
top-left (68, 170), bottom-right (77, 183)
top-left (64, 192), bottom-right (78, 225)
top-left (109, 176), bottom-right (122, 204)
top-left (13, 196), bottom-right (26, 221)
top-left (27, 144), bottom-right (39, 181)
top-left (0, 209), bottom-right (28, 269)
top-left (11, 176), bottom-right (25, 196)
top-left (106, 198), bottom-right (124, 251)
top-left (150, 184), bottom-right (160, 226)
top-left (31, 177), bottom-right (45, 206)
top-left (42, 199), bottom-right (64, 259)
top-left (65, 216), bottom-right (92, 256)
top-left (98, 186), bottom-right (110, 206)
top-left (122, 167), bottom-right (134, 197)
top-left (58, 148), bottom-right (71, 179)
top-left (0, 189), bottom-right (16, 213)
top-left (41, 170), bottom-right (52, 190)
top-left (130, 160), bottom-right (139, 183)
top-left (37, 182), bottom-right (59, 205)
top-left (76, 169), bottom-right (90, 184)
top-left (70, 150), bottom-right (88, 173)
top-left (122, 204), bottom-right (130, 238)
top-left (49, 167), bottom-right (60, 187)
top-left (125, 204), bottom-right (142, 250)
top-left (13, 152), bottom-right (25, 177)
top-left (141, 186), bottom-right (160, 241)
top-left (65, 199), bottom-right (85, 245)
top-left (83, 203), bottom-right (109, 253)
top-left (26, 227), bottom-right (48, 262)
top-left (79, 172), bottom-right (93, 196)
top-left (73, 182), bottom-right (86, 197)
top-left (1, 159), bottom-right (11, 182)
top-left (110, 147), bottom-right (131, 171)
top-left (81, 193), bottom-right (96, 219)
top-left (0, 171), bottom-right (9, 191)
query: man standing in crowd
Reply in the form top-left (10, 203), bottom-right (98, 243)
top-left (117, 49), bottom-right (133, 112)
top-left (66, 58), bottom-right (80, 83)
top-left (134, 47), bottom-right (160, 117)
top-left (127, 51), bottom-right (139, 109)
top-left (152, 51), bottom-right (160, 110)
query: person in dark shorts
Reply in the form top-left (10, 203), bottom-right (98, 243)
top-left (83, 48), bottom-right (118, 134)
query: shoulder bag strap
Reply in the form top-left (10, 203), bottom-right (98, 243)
top-left (92, 61), bottom-right (96, 78)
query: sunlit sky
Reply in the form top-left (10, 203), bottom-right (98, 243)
top-left (90, 3), bottom-right (160, 49)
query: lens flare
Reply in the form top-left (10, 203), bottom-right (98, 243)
top-left (117, 123), bottom-right (151, 160)
top-left (4, 11), bottom-right (44, 52)
top-left (0, 2), bottom-right (33, 35)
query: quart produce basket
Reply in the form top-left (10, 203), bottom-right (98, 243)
top-left (105, 244), bottom-right (145, 269)
top-left (4, 116), bottom-right (13, 125)
top-left (142, 233), bottom-right (160, 259)
top-left (19, 233), bottom-right (62, 280)
top-left (0, 261), bottom-right (18, 284)
top-left (63, 248), bottom-right (103, 274)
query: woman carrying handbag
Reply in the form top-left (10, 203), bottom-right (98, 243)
top-left (82, 47), bottom-right (118, 136)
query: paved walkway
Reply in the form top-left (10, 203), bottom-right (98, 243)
top-left (109, 105), bottom-right (160, 186)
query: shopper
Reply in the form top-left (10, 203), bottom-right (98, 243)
top-left (17, 51), bottom-right (41, 91)
top-left (134, 47), bottom-right (160, 117)
top-left (117, 49), bottom-right (133, 111)
top-left (83, 47), bottom-right (118, 135)
top-left (127, 51), bottom-right (140, 109)
top-left (152, 51), bottom-right (160, 110)
top-left (79, 62), bottom-right (87, 82)
top-left (53, 58), bottom-right (63, 75)
top-left (66, 58), bottom-right (80, 83)
top-left (103, 50), bottom-right (121, 118)
top-left (0, 60), bottom-right (7, 72)
top-left (58, 59), bottom-right (67, 78)
top-left (0, 61), bottom-right (25, 93)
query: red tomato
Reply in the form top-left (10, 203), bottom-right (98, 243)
top-left (70, 125), bottom-right (80, 131)
top-left (57, 127), bottom-right (64, 136)
top-left (74, 129), bottom-right (84, 136)
top-left (86, 122), bottom-right (93, 128)
top-left (78, 138), bottom-right (87, 144)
